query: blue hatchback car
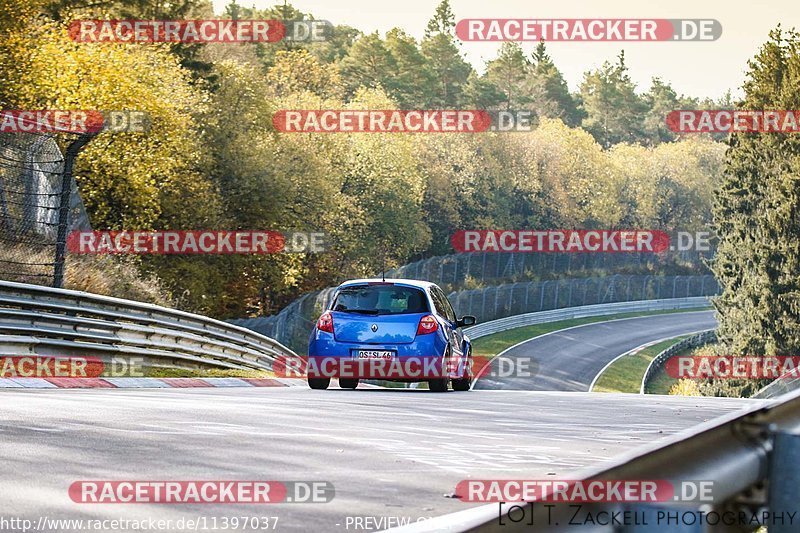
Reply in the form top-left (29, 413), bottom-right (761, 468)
top-left (307, 279), bottom-right (476, 391)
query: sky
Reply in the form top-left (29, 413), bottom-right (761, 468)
top-left (210, 0), bottom-right (800, 100)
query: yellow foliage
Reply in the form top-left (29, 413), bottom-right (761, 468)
top-left (0, 20), bottom-right (220, 229)
top-left (669, 379), bottom-right (703, 396)
top-left (265, 49), bottom-right (343, 100)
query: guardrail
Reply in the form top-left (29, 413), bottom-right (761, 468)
top-left (753, 369), bottom-right (800, 399)
top-left (0, 280), bottom-right (297, 372)
top-left (391, 388), bottom-right (799, 533)
top-left (463, 297), bottom-right (713, 339)
top-left (754, 372), bottom-right (800, 398)
top-left (235, 274), bottom-right (719, 353)
top-left (639, 330), bottom-right (717, 394)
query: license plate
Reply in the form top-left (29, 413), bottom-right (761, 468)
top-left (355, 350), bottom-right (394, 359)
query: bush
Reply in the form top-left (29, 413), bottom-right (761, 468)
top-left (0, 242), bottom-right (172, 305)
top-left (669, 379), bottom-right (702, 396)
top-left (64, 255), bottom-right (172, 306)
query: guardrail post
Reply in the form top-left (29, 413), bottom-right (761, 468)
top-left (567, 280), bottom-right (573, 307)
top-left (553, 281), bottom-right (559, 309)
top-left (524, 282), bottom-right (530, 310)
top-left (768, 430), bottom-right (800, 533)
top-left (540, 280), bottom-right (548, 311)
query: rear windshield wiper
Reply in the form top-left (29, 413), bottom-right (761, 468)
top-left (335, 308), bottom-right (379, 315)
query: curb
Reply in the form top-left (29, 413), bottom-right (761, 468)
top-left (0, 377), bottom-right (299, 389)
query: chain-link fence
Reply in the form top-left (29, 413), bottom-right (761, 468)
top-left (448, 274), bottom-right (718, 322)
top-left (0, 131), bottom-right (92, 286)
top-left (386, 250), bottom-right (713, 291)
top-left (230, 274), bottom-right (719, 354)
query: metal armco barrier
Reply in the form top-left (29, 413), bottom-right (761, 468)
top-left (754, 366), bottom-right (800, 399)
top-left (640, 330), bottom-right (717, 394)
top-left (389, 388), bottom-right (800, 533)
top-left (0, 280), bottom-right (297, 371)
top-left (234, 274), bottom-right (719, 353)
top-left (463, 297), bottom-right (713, 339)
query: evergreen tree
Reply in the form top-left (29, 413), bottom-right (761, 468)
top-left (527, 41), bottom-right (582, 126)
top-left (384, 28), bottom-right (436, 108)
top-left (420, 0), bottom-right (472, 107)
top-left (424, 0), bottom-right (456, 38)
top-left (580, 51), bottom-right (648, 146)
top-left (713, 28), bottom-right (800, 355)
top-left (339, 32), bottom-right (396, 99)
top-left (484, 42), bottom-right (531, 110)
top-left (642, 77), bottom-right (681, 144)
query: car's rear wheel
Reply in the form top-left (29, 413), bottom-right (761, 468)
top-left (308, 378), bottom-right (330, 390)
top-left (452, 353), bottom-right (473, 391)
top-left (430, 347), bottom-right (454, 392)
top-left (339, 378), bottom-right (359, 389)
top-left (428, 378), bottom-right (449, 392)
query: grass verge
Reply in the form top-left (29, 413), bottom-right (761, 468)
top-left (143, 367), bottom-right (273, 379)
top-left (645, 345), bottom-right (700, 395)
top-left (471, 307), bottom-right (711, 359)
top-left (591, 336), bottom-right (689, 393)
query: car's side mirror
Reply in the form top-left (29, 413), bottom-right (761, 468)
top-left (457, 315), bottom-right (477, 328)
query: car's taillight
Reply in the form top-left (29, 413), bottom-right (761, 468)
top-left (416, 314), bottom-right (438, 335)
top-left (317, 311), bottom-right (334, 333)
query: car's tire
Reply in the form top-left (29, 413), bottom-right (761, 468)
top-left (430, 347), bottom-right (454, 392)
top-left (452, 366), bottom-right (472, 391)
top-left (452, 350), bottom-right (473, 391)
top-left (308, 378), bottom-right (330, 390)
top-left (339, 378), bottom-right (359, 389)
top-left (451, 379), bottom-right (470, 391)
top-left (428, 379), bottom-right (449, 392)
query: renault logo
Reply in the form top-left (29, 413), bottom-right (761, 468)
top-left (371, 324), bottom-right (378, 332)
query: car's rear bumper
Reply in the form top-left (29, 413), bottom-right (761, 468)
top-left (307, 333), bottom-right (459, 380)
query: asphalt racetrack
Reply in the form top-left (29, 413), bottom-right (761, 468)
top-left (0, 384), bottom-right (750, 532)
top-left (472, 311), bottom-right (717, 391)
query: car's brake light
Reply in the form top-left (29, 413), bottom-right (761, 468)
top-left (416, 314), bottom-right (438, 335)
top-left (317, 311), bottom-right (334, 333)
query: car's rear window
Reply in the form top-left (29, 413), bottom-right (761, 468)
top-left (332, 285), bottom-right (429, 315)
